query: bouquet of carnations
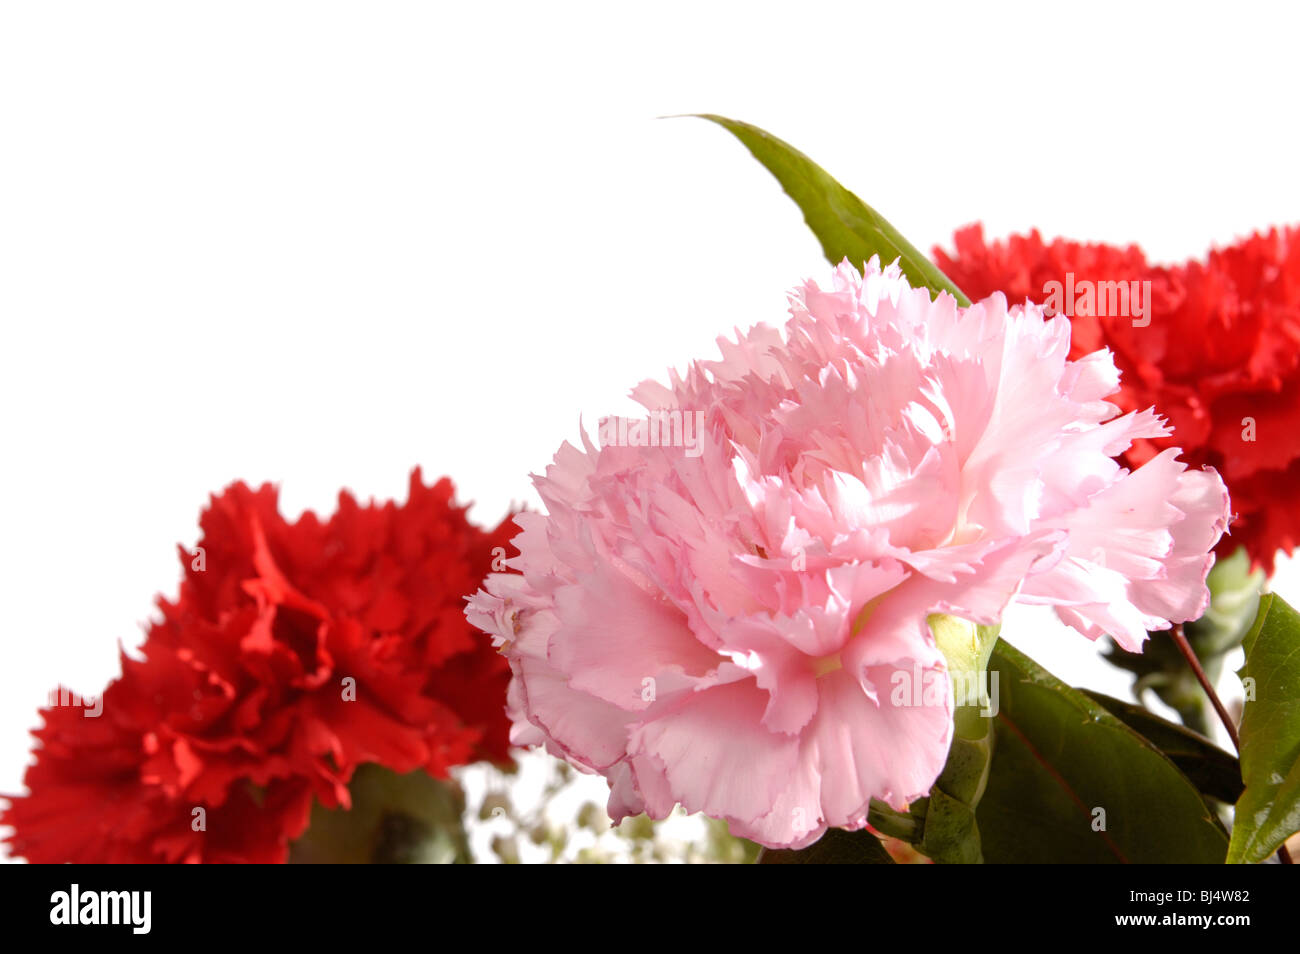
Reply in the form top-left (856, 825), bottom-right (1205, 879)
top-left (7, 118), bottom-right (1299, 865)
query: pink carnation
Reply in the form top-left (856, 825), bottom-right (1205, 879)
top-left (468, 259), bottom-right (1230, 849)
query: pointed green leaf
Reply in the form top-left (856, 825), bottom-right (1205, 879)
top-left (1081, 689), bottom-right (1243, 805)
top-left (1228, 593), bottom-right (1300, 863)
top-left (695, 115), bottom-right (970, 305)
top-left (977, 641), bottom-right (1229, 863)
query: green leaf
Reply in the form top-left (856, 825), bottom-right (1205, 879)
top-left (977, 641), bottom-right (1229, 863)
top-left (1081, 690), bottom-right (1243, 805)
top-left (693, 115), bottom-right (970, 305)
top-left (288, 764), bottom-right (470, 864)
top-left (1228, 593), bottom-right (1300, 863)
top-left (758, 827), bottom-right (895, 864)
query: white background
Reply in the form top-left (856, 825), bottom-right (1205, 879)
top-left (3, 2), bottom-right (1299, 858)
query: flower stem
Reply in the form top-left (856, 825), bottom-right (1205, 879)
top-left (1169, 622), bottom-right (1292, 865)
top-left (1170, 623), bottom-right (1239, 750)
top-left (867, 799), bottom-right (921, 843)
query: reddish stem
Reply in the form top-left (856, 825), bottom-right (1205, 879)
top-left (1169, 623), bottom-right (1292, 865)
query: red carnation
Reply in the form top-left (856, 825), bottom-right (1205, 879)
top-left (3, 469), bottom-right (515, 863)
top-left (936, 224), bottom-right (1300, 573)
